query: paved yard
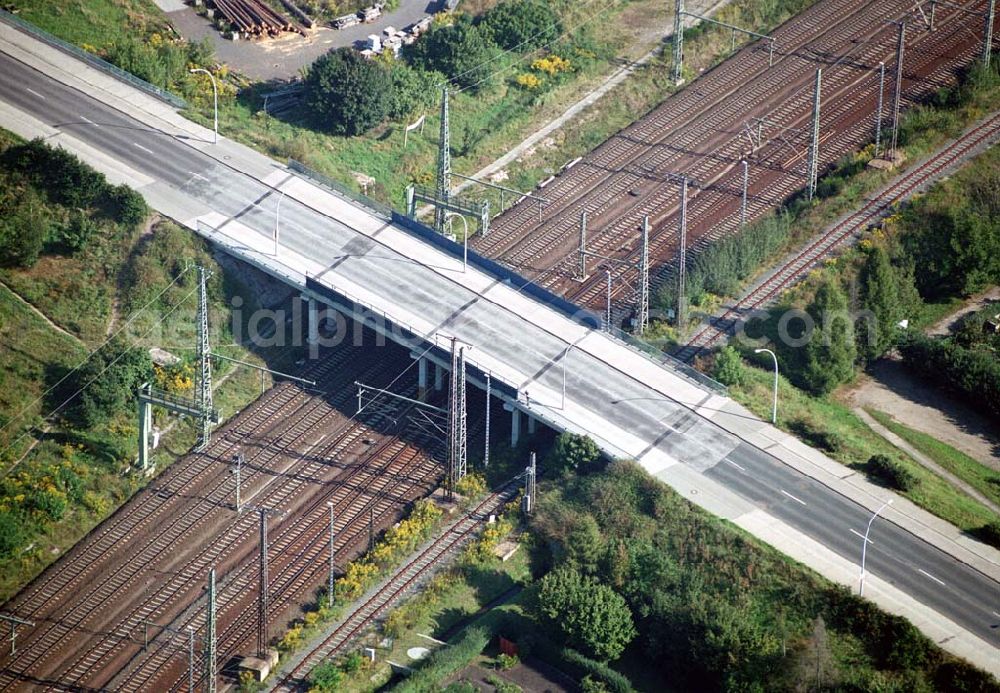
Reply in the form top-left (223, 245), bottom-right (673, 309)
top-left (165, 0), bottom-right (438, 81)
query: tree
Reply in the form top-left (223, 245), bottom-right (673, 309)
top-left (303, 48), bottom-right (392, 136)
top-left (536, 567), bottom-right (636, 661)
top-left (712, 345), bottom-right (745, 386)
top-left (405, 19), bottom-right (501, 91)
top-left (797, 279), bottom-right (856, 395)
top-left (550, 432), bottom-right (602, 474)
top-left (856, 245), bottom-right (903, 362)
top-left (0, 196), bottom-right (47, 268)
top-left (563, 514), bottom-right (603, 574)
top-left (481, 0), bottom-right (561, 51)
top-left (793, 616), bottom-right (836, 690)
top-left (68, 337), bottom-right (153, 427)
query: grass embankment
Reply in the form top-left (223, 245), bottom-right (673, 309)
top-left (867, 409), bottom-right (1000, 510)
top-left (0, 128), bottom-right (271, 601)
top-left (729, 364), bottom-right (999, 535)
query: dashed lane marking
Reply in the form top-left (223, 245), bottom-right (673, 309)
top-left (780, 489), bottom-right (807, 506)
top-left (917, 568), bottom-right (946, 586)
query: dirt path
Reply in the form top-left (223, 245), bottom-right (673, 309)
top-left (843, 359), bottom-right (1000, 472)
top-left (927, 286), bottom-right (1000, 336)
top-left (854, 407), bottom-right (1000, 515)
top-left (0, 278), bottom-right (85, 348)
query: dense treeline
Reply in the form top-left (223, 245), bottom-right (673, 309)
top-left (898, 329), bottom-right (1000, 422)
top-left (302, 1), bottom-right (568, 136)
top-left (524, 458), bottom-right (996, 691)
top-left (0, 138), bottom-right (147, 268)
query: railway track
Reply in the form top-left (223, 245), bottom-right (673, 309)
top-left (271, 479), bottom-right (521, 692)
top-left (0, 336), bottom-right (457, 690)
top-left (0, 347), bottom-right (354, 687)
top-left (471, 0), bottom-right (992, 321)
top-left (674, 107), bottom-right (1000, 362)
top-left (559, 3), bottom-right (984, 312)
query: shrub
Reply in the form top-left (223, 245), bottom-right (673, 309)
top-left (303, 48), bottom-right (393, 136)
top-left (309, 660), bottom-right (343, 692)
top-left (866, 454), bottom-right (917, 492)
top-left (57, 211), bottom-right (99, 252)
top-left (712, 346), bottom-right (745, 386)
top-left (106, 184), bottom-right (148, 227)
top-left (0, 510), bottom-right (25, 558)
top-left (495, 652), bottom-right (518, 670)
top-left (481, 0), bottom-right (560, 51)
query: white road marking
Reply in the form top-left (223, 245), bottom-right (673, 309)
top-left (725, 459), bottom-right (745, 472)
top-left (133, 142), bottom-right (154, 154)
top-left (25, 88), bottom-right (45, 99)
top-left (849, 528), bottom-right (873, 545)
top-left (79, 115), bottom-right (99, 127)
top-left (992, 611), bottom-right (1000, 619)
top-left (780, 489), bottom-right (807, 506)
top-left (917, 568), bottom-right (946, 586)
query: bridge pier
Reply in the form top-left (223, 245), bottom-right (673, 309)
top-left (434, 362), bottom-right (444, 391)
top-left (304, 296), bottom-right (319, 347)
top-left (504, 403), bottom-right (522, 447)
top-left (417, 356), bottom-right (428, 400)
top-left (528, 415), bottom-right (536, 435)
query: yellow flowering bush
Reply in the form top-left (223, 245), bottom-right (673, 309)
top-left (531, 55), bottom-right (572, 76)
top-left (515, 73), bottom-right (542, 90)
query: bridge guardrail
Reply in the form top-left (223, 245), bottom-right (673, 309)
top-left (0, 8), bottom-right (188, 109)
top-left (287, 160), bottom-right (394, 219)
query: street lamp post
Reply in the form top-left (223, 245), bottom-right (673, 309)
top-left (754, 348), bottom-right (778, 424)
top-left (859, 499), bottom-right (892, 596)
top-left (188, 68), bottom-right (218, 144)
top-left (561, 344), bottom-right (573, 410)
top-left (274, 191), bottom-right (285, 256)
top-left (444, 212), bottom-right (469, 272)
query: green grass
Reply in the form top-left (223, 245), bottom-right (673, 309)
top-left (730, 362), bottom-right (999, 532)
top-left (867, 409), bottom-right (1000, 510)
top-left (0, 126), bottom-right (276, 600)
top-left (0, 284), bottom-right (87, 466)
top-left (6, 0), bottom-right (171, 49)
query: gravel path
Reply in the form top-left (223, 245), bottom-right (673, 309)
top-left (844, 359), bottom-right (1000, 472)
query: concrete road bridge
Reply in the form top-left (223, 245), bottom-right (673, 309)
top-left (0, 16), bottom-right (997, 674)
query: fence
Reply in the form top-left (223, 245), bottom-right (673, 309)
top-left (0, 8), bottom-right (188, 109)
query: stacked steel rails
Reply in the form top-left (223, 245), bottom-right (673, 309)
top-left (675, 109), bottom-right (1000, 362)
top-left (211, 0), bottom-right (303, 37)
top-left (0, 336), bottom-right (462, 691)
top-left (471, 0), bottom-right (995, 320)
